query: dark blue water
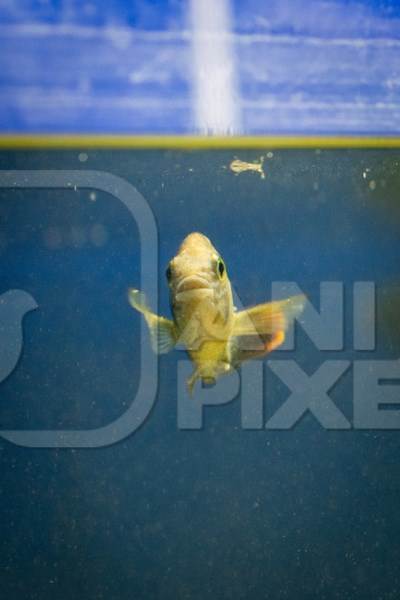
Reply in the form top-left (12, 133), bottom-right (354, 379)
top-left (0, 148), bottom-right (400, 599)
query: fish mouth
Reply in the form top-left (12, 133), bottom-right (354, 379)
top-left (176, 274), bottom-right (211, 293)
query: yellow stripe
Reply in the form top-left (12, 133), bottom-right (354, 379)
top-left (0, 134), bottom-right (400, 149)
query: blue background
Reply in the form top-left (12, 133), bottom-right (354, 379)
top-left (1, 0), bottom-right (400, 133)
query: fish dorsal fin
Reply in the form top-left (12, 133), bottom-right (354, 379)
top-left (128, 288), bottom-right (176, 354)
top-left (232, 295), bottom-right (306, 337)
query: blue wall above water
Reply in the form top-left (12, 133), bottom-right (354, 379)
top-left (1, 0), bottom-right (400, 134)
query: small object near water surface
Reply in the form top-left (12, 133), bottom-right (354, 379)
top-left (229, 157), bottom-right (265, 179)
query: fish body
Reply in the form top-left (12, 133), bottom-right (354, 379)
top-left (129, 233), bottom-right (304, 394)
top-left (229, 157), bottom-right (265, 179)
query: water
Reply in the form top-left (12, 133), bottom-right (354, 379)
top-left (0, 147), bottom-right (400, 599)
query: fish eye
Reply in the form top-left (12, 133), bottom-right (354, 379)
top-left (165, 265), bottom-right (172, 281)
top-left (216, 258), bottom-right (226, 279)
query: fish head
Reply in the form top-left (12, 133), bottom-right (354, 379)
top-left (166, 232), bottom-right (233, 335)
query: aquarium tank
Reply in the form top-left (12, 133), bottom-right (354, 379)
top-left (1, 1), bottom-right (400, 600)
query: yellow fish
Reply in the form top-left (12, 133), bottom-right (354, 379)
top-left (129, 233), bottom-right (304, 394)
top-left (229, 157), bottom-right (265, 179)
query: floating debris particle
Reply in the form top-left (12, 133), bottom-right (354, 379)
top-left (369, 180), bottom-right (376, 190)
top-left (229, 157), bottom-right (265, 179)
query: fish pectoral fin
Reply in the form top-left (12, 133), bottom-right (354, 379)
top-left (232, 294), bottom-right (306, 337)
top-left (128, 288), bottom-right (150, 316)
top-left (128, 288), bottom-right (176, 354)
top-left (231, 295), bottom-right (306, 362)
top-left (149, 316), bottom-right (176, 354)
top-left (129, 288), bottom-right (176, 354)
